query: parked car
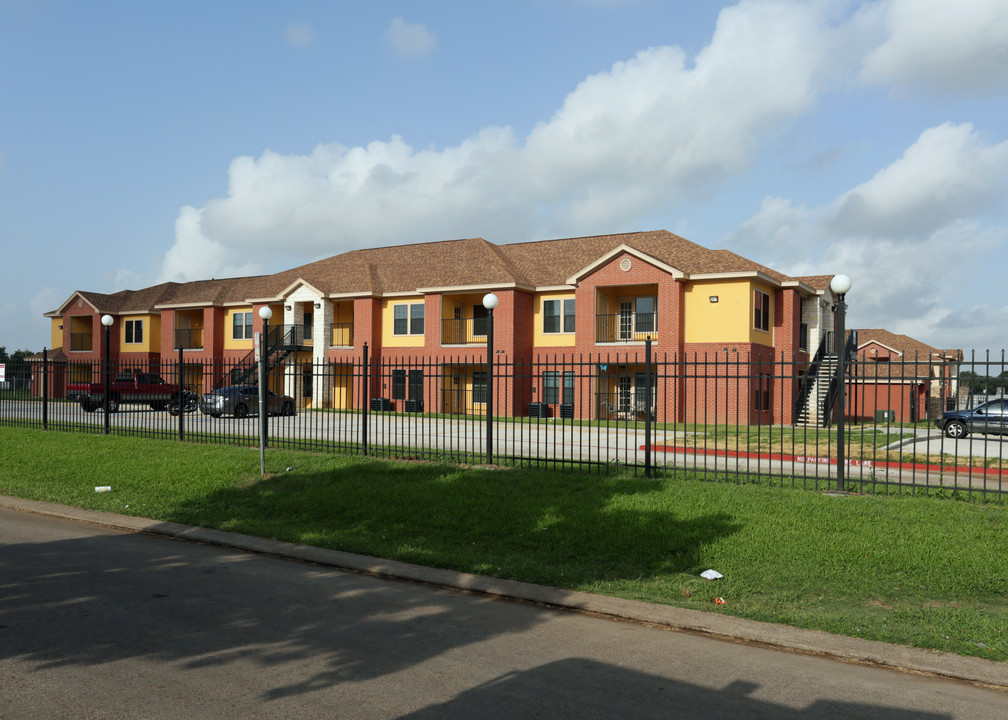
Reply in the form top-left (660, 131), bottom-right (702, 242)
top-left (935, 399), bottom-right (1008, 439)
top-left (199, 385), bottom-right (296, 418)
top-left (74, 371), bottom-right (183, 413)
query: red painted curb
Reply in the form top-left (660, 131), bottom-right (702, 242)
top-left (642, 444), bottom-right (1007, 479)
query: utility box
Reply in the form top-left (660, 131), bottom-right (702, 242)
top-left (528, 402), bottom-right (551, 418)
top-left (874, 409), bottom-right (895, 422)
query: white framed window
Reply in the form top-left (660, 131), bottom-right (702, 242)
top-left (754, 291), bottom-right (770, 332)
top-left (393, 303), bottom-right (425, 336)
top-left (543, 298), bottom-right (575, 334)
top-left (232, 312), bottom-right (253, 340)
top-left (124, 319), bottom-right (143, 344)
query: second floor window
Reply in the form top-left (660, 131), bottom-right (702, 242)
top-left (543, 298), bottom-right (575, 334)
top-left (394, 303), bottom-right (425, 336)
top-left (233, 312), bottom-right (253, 340)
top-left (124, 319), bottom-right (143, 344)
top-left (754, 291), bottom-right (770, 332)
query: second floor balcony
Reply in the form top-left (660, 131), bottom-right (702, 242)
top-left (442, 316), bottom-right (488, 345)
top-left (174, 328), bottom-right (204, 350)
top-left (596, 312), bottom-right (658, 344)
top-left (69, 332), bottom-right (93, 352)
top-left (330, 322), bottom-right (354, 347)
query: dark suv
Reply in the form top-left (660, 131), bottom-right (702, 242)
top-left (935, 399), bottom-right (1008, 439)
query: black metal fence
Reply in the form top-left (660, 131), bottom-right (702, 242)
top-left (4, 346), bottom-right (1006, 501)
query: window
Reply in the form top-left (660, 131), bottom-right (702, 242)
top-left (393, 303), bottom-right (425, 336)
top-left (124, 319), bottom-right (143, 344)
top-left (411, 304), bottom-right (424, 335)
top-left (392, 369), bottom-right (406, 399)
top-left (635, 297), bottom-right (655, 334)
top-left (473, 304), bottom-right (488, 336)
top-left (563, 370), bottom-right (575, 404)
top-left (754, 373), bottom-right (771, 411)
top-left (472, 371), bottom-right (487, 404)
top-left (394, 305), bottom-right (408, 335)
top-left (543, 299), bottom-right (575, 334)
top-left (543, 371), bottom-right (559, 404)
top-left (232, 312), bottom-right (253, 340)
top-left (754, 291), bottom-right (770, 332)
top-left (409, 370), bottom-right (423, 401)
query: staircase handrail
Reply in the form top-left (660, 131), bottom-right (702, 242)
top-left (822, 330), bottom-right (858, 424)
top-left (793, 333), bottom-right (828, 422)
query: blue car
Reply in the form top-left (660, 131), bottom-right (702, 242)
top-left (935, 399), bottom-right (1008, 439)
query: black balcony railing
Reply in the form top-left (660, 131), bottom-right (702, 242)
top-left (330, 322), bottom-right (353, 347)
top-left (69, 333), bottom-right (93, 352)
top-left (595, 313), bottom-right (658, 343)
top-left (442, 317), bottom-right (488, 345)
top-left (174, 328), bottom-right (203, 350)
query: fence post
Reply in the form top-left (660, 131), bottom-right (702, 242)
top-left (645, 337), bottom-right (652, 477)
top-left (177, 345), bottom-right (184, 441)
top-left (362, 342), bottom-right (369, 457)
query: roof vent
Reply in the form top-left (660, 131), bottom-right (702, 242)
top-left (619, 258), bottom-right (632, 272)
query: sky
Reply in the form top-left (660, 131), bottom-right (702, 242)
top-left (2, 0), bottom-right (1007, 357)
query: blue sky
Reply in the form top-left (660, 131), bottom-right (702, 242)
top-left (2, 0), bottom-right (1007, 356)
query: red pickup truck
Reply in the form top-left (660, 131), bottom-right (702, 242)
top-left (71, 371), bottom-right (183, 413)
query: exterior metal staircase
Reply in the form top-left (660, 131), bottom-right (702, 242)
top-left (226, 324), bottom-right (307, 387)
top-left (794, 331), bottom-right (857, 427)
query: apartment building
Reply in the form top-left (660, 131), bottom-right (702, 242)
top-left (41, 230), bottom-right (841, 423)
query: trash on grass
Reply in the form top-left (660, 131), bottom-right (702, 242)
top-left (700, 569), bottom-right (723, 580)
top-left (95, 486), bottom-right (112, 493)
top-left (715, 597), bottom-right (726, 605)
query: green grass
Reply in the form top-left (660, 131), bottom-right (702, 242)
top-left (1, 425), bottom-right (1006, 662)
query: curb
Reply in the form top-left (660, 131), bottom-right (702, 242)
top-left (3, 494), bottom-right (1006, 691)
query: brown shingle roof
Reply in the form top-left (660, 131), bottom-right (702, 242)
top-left (52, 230), bottom-right (822, 313)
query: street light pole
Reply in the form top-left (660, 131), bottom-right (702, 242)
top-left (258, 306), bottom-right (273, 477)
top-left (830, 274), bottom-right (852, 492)
top-left (482, 292), bottom-right (499, 465)
top-left (101, 314), bottom-right (113, 435)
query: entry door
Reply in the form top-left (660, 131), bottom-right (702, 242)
top-left (619, 302), bottom-right (633, 341)
top-left (617, 375), bottom-right (632, 414)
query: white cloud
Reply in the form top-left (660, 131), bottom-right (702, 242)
top-left (859, 0), bottom-right (1008, 92)
top-left (284, 22), bottom-right (316, 48)
top-left (161, 1), bottom-right (840, 280)
top-left (162, 206), bottom-right (262, 282)
top-left (385, 17), bottom-right (438, 59)
top-left (726, 123), bottom-right (1008, 350)
top-left (827, 122), bottom-right (1008, 238)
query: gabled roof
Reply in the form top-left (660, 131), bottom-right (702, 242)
top-left (857, 329), bottom-right (945, 361)
top-left (47, 229), bottom-right (831, 316)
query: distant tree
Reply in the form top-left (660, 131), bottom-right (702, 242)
top-left (0, 346), bottom-right (35, 380)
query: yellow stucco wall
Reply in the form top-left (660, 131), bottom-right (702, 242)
top-left (532, 291), bottom-right (576, 348)
top-left (684, 280), bottom-right (774, 346)
top-left (120, 315), bottom-right (160, 353)
top-left (50, 318), bottom-right (63, 349)
top-left (224, 308), bottom-right (254, 351)
top-left (381, 298), bottom-right (425, 347)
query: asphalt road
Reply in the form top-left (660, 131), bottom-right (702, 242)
top-left (1, 506), bottom-right (1005, 719)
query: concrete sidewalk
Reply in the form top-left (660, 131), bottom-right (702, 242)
top-left (2, 494), bottom-right (1005, 692)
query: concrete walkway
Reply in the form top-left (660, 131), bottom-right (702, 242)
top-left (2, 494), bottom-right (1004, 692)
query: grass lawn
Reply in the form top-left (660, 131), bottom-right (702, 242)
top-left (1, 425), bottom-right (1006, 662)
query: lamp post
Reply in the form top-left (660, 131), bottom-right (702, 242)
top-left (830, 274), bottom-right (852, 492)
top-left (101, 314), bottom-right (113, 435)
top-left (258, 306), bottom-right (272, 477)
top-left (482, 292), bottom-right (498, 465)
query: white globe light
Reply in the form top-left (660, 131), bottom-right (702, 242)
top-left (101, 314), bottom-right (114, 327)
top-left (482, 292), bottom-right (499, 311)
top-left (830, 274), bottom-right (852, 295)
top-left (259, 306), bottom-right (273, 320)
